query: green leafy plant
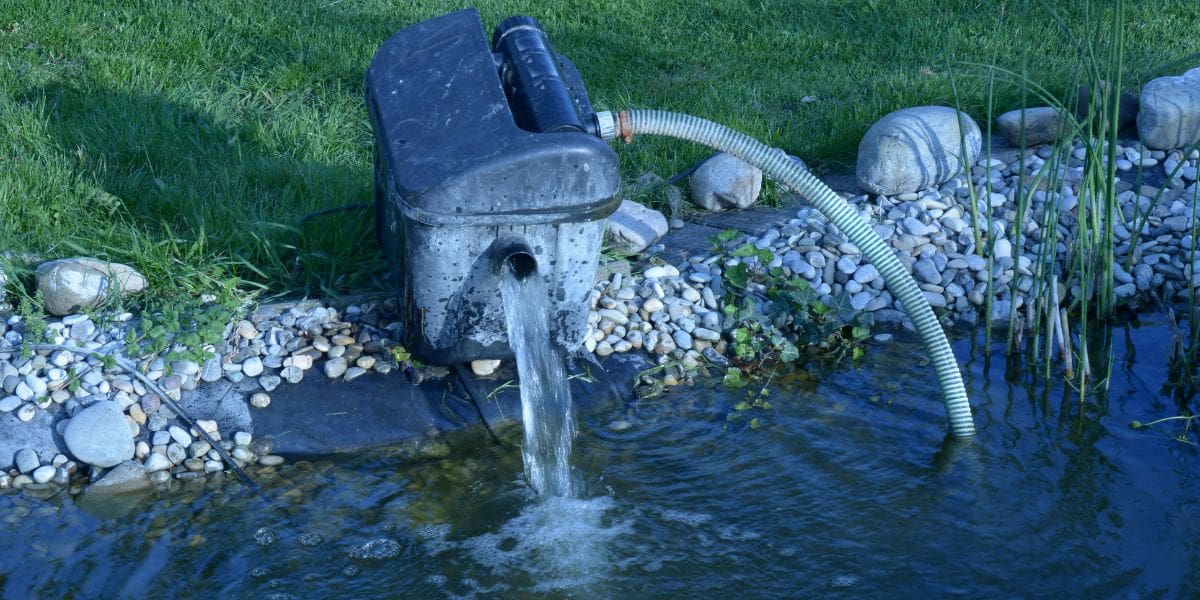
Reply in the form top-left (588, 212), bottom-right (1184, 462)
top-left (16, 290), bottom-right (49, 356)
top-left (713, 231), bottom-right (872, 390)
top-left (389, 344), bottom-right (420, 368)
top-left (132, 293), bottom-right (242, 367)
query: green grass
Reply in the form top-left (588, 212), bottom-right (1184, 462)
top-left (0, 0), bottom-right (1197, 303)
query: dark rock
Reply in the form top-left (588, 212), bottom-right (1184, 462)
top-left (1074, 81), bottom-right (1139, 132)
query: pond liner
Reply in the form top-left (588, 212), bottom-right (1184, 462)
top-left (241, 353), bottom-right (647, 459)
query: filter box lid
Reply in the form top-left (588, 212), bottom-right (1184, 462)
top-left (366, 9), bottom-right (621, 226)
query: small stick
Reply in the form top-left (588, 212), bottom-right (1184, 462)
top-left (1080, 336), bottom-right (1091, 381)
top-left (1050, 276), bottom-right (1064, 353)
top-left (31, 343), bottom-right (258, 490)
top-left (1059, 307), bottom-right (1074, 379)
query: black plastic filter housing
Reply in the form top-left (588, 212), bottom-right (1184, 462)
top-left (365, 9), bottom-right (621, 365)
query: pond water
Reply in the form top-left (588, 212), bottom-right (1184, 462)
top-left (1, 315), bottom-right (1198, 598)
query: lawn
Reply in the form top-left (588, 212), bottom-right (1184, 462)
top-left (0, 0), bottom-right (1196, 303)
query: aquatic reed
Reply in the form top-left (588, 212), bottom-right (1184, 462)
top-left (958, 0), bottom-right (1197, 399)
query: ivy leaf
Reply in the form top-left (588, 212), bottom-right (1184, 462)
top-left (828, 293), bottom-right (857, 321)
top-left (725, 263), bottom-right (750, 289)
top-left (731, 243), bottom-right (757, 258)
top-left (851, 326), bottom-right (871, 340)
top-left (716, 229), bottom-right (740, 243)
top-left (734, 401), bottom-right (751, 411)
top-left (733, 327), bottom-right (751, 344)
top-left (779, 340), bottom-right (800, 363)
top-left (723, 367), bottom-right (748, 388)
top-left (750, 417), bottom-right (762, 429)
top-left (739, 296), bottom-right (758, 320)
top-left (756, 248), bottom-right (774, 264)
top-left (723, 303), bottom-right (738, 320)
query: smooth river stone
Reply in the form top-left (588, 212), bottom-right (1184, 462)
top-left (63, 401), bottom-right (135, 468)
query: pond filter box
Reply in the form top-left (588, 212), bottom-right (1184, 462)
top-left (365, 9), bottom-right (621, 365)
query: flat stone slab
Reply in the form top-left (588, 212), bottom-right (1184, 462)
top-left (0, 408), bottom-right (59, 473)
top-left (0, 354), bottom-right (646, 470)
top-left (192, 353), bottom-right (648, 458)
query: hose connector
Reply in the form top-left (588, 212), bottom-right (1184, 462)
top-left (593, 111), bottom-right (617, 141)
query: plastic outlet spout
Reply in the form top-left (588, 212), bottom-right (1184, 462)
top-left (604, 109), bottom-right (976, 440)
top-left (494, 238), bottom-right (539, 281)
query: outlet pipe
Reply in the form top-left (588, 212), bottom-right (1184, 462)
top-left (599, 109), bottom-right (976, 440)
top-left (493, 239), bottom-right (538, 281)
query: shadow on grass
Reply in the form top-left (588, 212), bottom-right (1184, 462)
top-left (23, 83), bottom-right (384, 299)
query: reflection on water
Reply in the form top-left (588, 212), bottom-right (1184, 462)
top-left (0, 315), bottom-right (1198, 597)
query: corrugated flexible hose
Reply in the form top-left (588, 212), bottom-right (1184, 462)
top-left (610, 109), bottom-right (976, 440)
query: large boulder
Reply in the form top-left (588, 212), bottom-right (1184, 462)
top-left (1138, 68), bottom-right (1200, 150)
top-left (996, 107), bottom-right (1068, 146)
top-left (36, 258), bottom-right (147, 316)
top-left (688, 153), bottom-right (763, 210)
top-left (856, 106), bottom-right (981, 196)
top-left (606, 200), bottom-right (669, 254)
top-left (63, 400), bottom-right (135, 468)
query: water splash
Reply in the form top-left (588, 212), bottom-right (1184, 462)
top-left (458, 495), bottom-right (630, 593)
top-left (500, 265), bottom-right (576, 497)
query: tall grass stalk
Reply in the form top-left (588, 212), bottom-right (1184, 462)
top-left (960, 0), bottom-right (1148, 394)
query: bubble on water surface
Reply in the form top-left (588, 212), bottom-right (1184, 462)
top-left (250, 567), bottom-right (269, 578)
top-left (349, 538), bottom-right (402, 560)
top-left (254, 527), bottom-right (276, 547)
top-left (297, 533), bottom-right (323, 547)
top-left (426, 574), bottom-right (447, 586)
top-left (415, 523), bottom-right (454, 556)
top-left (342, 565), bottom-right (360, 577)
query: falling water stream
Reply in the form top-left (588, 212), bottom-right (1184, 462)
top-left (500, 263), bottom-right (576, 497)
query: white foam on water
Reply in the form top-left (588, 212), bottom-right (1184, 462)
top-left (415, 523), bottom-right (454, 556)
top-left (296, 533), bottom-right (322, 547)
top-left (348, 538), bottom-right (402, 560)
top-left (718, 524), bottom-right (762, 542)
top-left (440, 495), bottom-right (631, 593)
top-left (660, 508), bottom-right (714, 527)
top-left (831, 574), bottom-right (860, 588)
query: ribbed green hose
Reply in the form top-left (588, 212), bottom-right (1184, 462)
top-left (624, 109), bottom-right (976, 439)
